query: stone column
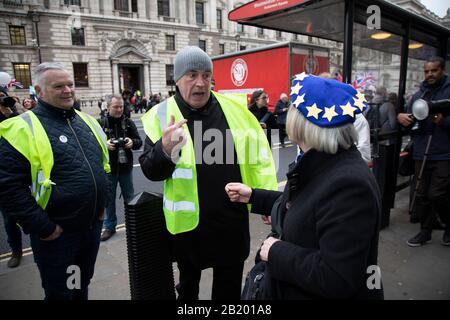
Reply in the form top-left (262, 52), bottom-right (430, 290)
top-left (149, 0), bottom-right (157, 20)
top-left (143, 60), bottom-right (151, 96)
top-left (178, 0), bottom-right (187, 24)
top-left (137, 0), bottom-right (147, 19)
top-left (103, 0), bottom-right (113, 16)
top-left (112, 60), bottom-right (120, 94)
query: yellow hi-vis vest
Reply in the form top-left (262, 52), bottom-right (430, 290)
top-left (142, 91), bottom-right (278, 235)
top-left (0, 110), bottom-right (111, 210)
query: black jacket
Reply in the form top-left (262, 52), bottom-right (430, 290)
top-left (139, 92), bottom-right (249, 268)
top-left (98, 115), bottom-right (142, 175)
top-left (274, 99), bottom-right (289, 125)
top-left (0, 100), bottom-right (110, 238)
top-left (408, 75), bottom-right (450, 160)
top-left (251, 147), bottom-right (383, 299)
top-left (248, 105), bottom-right (278, 146)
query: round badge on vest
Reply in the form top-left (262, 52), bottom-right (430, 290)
top-left (59, 135), bottom-right (68, 143)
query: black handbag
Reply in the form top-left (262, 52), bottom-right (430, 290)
top-left (241, 196), bottom-right (284, 300)
top-left (398, 141), bottom-right (415, 176)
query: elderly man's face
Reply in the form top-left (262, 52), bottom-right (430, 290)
top-left (176, 70), bottom-right (212, 108)
top-left (36, 69), bottom-right (74, 110)
top-left (108, 97), bottom-right (124, 118)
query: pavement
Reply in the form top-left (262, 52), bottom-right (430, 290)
top-left (1, 184), bottom-right (449, 300)
top-left (1, 106), bottom-right (449, 300)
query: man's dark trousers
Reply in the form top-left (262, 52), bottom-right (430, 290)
top-left (1, 210), bottom-right (22, 253)
top-left (30, 219), bottom-right (103, 300)
top-left (176, 259), bottom-right (244, 300)
top-left (414, 160), bottom-right (450, 233)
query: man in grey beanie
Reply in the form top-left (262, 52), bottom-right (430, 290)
top-left (139, 46), bottom-right (277, 300)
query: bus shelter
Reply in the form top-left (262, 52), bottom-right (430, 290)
top-left (229, 0), bottom-right (450, 227)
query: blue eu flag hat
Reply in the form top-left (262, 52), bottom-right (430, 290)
top-left (290, 73), bottom-right (368, 127)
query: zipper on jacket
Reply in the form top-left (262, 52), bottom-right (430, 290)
top-left (67, 118), bottom-right (98, 229)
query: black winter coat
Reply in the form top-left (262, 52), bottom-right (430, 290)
top-left (248, 105), bottom-right (278, 146)
top-left (408, 75), bottom-right (450, 160)
top-left (0, 100), bottom-right (110, 238)
top-left (98, 115), bottom-right (142, 175)
top-left (251, 147), bottom-right (384, 299)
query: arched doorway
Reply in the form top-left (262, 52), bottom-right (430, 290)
top-left (109, 39), bottom-right (152, 96)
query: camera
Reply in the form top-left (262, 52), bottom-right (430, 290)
top-left (111, 137), bottom-right (126, 148)
top-left (0, 96), bottom-right (17, 110)
top-left (111, 137), bottom-right (128, 164)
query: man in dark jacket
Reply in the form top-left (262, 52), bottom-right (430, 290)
top-left (0, 62), bottom-right (110, 300)
top-left (139, 46), bottom-right (277, 300)
top-left (98, 94), bottom-right (142, 241)
top-left (397, 56), bottom-right (450, 247)
top-left (0, 86), bottom-right (23, 268)
top-left (274, 93), bottom-right (289, 146)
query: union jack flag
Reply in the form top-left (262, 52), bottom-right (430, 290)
top-left (8, 79), bottom-right (23, 89)
top-left (352, 72), bottom-right (374, 91)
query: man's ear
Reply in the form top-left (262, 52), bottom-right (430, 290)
top-left (34, 85), bottom-right (42, 97)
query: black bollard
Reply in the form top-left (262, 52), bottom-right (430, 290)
top-left (125, 192), bottom-right (176, 300)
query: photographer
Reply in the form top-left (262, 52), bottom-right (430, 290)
top-left (0, 87), bottom-right (23, 268)
top-left (98, 94), bottom-right (142, 241)
top-left (0, 87), bottom-right (19, 123)
top-left (397, 56), bottom-right (450, 247)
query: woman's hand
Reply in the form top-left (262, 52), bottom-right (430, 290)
top-left (260, 236), bottom-right (280, 261)
top-left (225, 183), bottom-right (252, 203)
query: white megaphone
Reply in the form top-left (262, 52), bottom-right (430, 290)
top-left (411, 99), bottom-right (429, 120)
top-left (412, 98), bottom-right (450, 120)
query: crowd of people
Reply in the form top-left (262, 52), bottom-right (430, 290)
top-left (0, 49), bottom-right (448, 301)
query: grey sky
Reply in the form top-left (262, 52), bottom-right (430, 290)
top-left (420, 0), bottom-right (449, 17)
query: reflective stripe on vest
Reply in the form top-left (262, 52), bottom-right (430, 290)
top-left (142, 91), bottom-right (278, 234)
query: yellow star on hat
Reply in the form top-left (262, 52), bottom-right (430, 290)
top-left (290, 82), bottom-right (303, 96)
top-left (340, 102), bottom-right (357, 117)
top-left (293, 93), bottom-right (305, 107)
top-left (353, 91), bottom-right (367, 111)
top-left (323, 105), bottom-right (338, 122)
top-left (295, 72), bottom-right (309, 81)
top-left (306, 103), bottom-right (322, 119)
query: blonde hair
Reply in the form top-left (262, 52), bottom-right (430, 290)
top-left (286, 106), bottom-right (358, 154)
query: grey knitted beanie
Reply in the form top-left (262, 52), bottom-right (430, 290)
top-left (174, 46), bottom-right (213, 82)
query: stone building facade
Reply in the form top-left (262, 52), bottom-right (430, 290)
top-left (0, 0), bottom-right (447, 103)
top-left (1, 0), bottom-right (319, 103)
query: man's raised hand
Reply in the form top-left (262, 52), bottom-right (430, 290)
top-left (162, 115), bottom-right (188, 161)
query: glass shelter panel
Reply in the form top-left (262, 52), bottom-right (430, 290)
top-left (352, 22), bottom-right (402, 102)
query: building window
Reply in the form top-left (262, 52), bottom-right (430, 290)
top-left (199, 40), bottom-right (206, 52)
top-left (237, 23), bottom-right (243, 33)
top-left (73, 63), bottom-right (89, 87)
top-left (219, 43), bottom-right (225, 55)
top-left (64, 0), bottom-right (81, 5)
top-left (71, 27), bottom-right (85, 46)
top-left (276, 30), bottom-right (282, 38)
top-left (114, 0), bottom-right (127, 11)
top-left (165, 34), bottom-right (175, 51)
top-left (196, 2), bottom-right (204, 24)
top-left (216, 9), bottom-right (222, 29)
top-left (158, 0), bottom-right (170, 16)
top-left (131, 0), bottom-right (137, 12)
top-left (166, 64), bottom-right (175, 86)
top-left (257, 28), bottom-right (264, 37)
top-left (9, 26), bottom-right (26, 45)
top-left (13, 63), bottom-right (31, 88)
top-left (240, 45), bottom-right (246, 51)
